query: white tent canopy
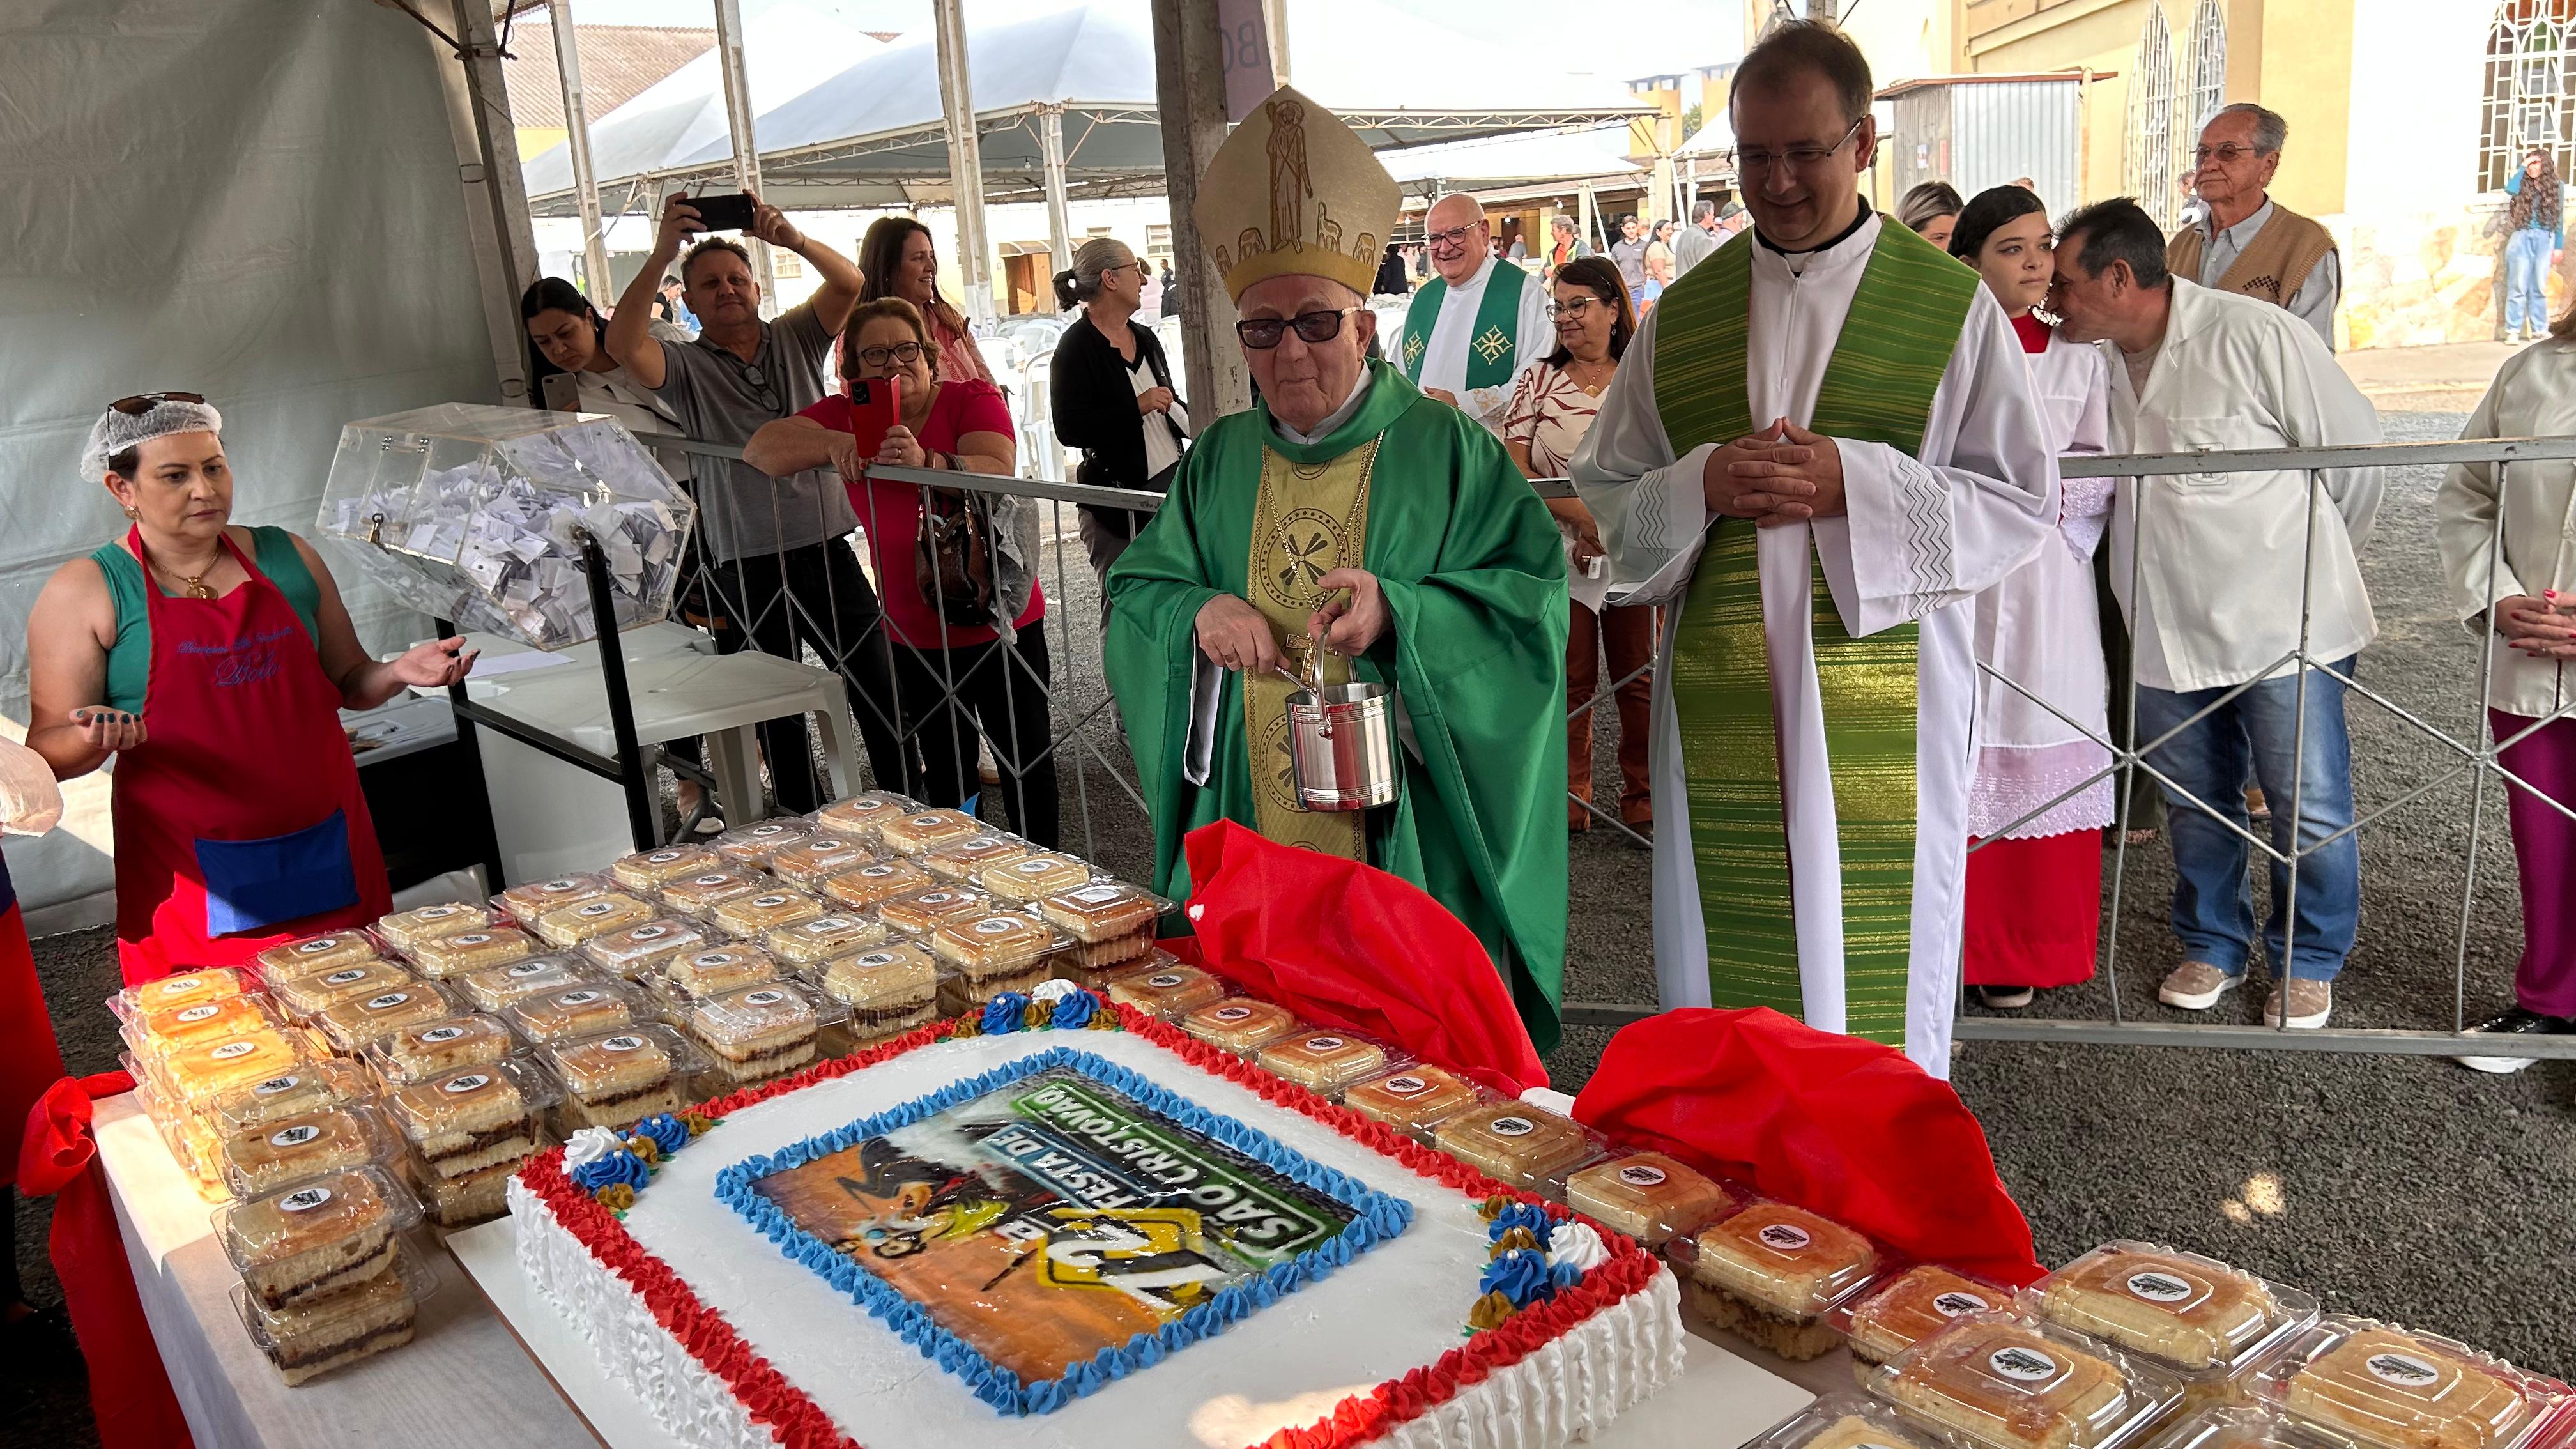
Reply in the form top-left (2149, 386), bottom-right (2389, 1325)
top-left (1377, 125), bottom-right (1641, 198)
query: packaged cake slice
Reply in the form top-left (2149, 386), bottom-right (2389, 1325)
top-left (981, 850), bottom-right (1094, 901)
top-left (372, 901), bottom-right (493, 954)
top-left (765, 912), bottom-right (890, 967)
top-left (663, 944), bottom-right (783, 999)
top-left (580, 916), bottom-right (710, 978)
top-left (1563, 1151), bottom-right (1738, 1248)
top-left (1835, 1263), bottom-right (2020, 1375)
top-left (2027, 1240), bottom-right (2318, 1392)
top-left (876, 885), bottom-right (992, 937)
top-left (267, 958), bottom-right (417, 1023)
top-left (1671, 1195), bottom-right (1887, 1361)
top-left (536, 1023), bottom-right (708, 1132)
top-left (533, 891), bottom-right (658, 948)
top-left (454, 954), bottom-right (602, 1014)
top-left (714, 817), bottom-right (815, 867)
top-left (818, 944), bottom-right (941, 1044)
top-left (1340, 1062), bottom-right (1485, 1138)
top-left (2251, 1316), bottom-right (2566, 1449)
top-left (921, 832), bottom-right (1030, 884)
top-left (611, 843), bottom-right (721, 891)
top-left (1737, 1392), bottom-right (1949, 1449)
top-left (1255, 1028), bottom-right (1397, 1094)
top-left (382, 1059), bottom-right (554, 1181)
top-left (216, 1103), bottom-right (399, 1199)
top-left (876, 808), bottom-right (982, 855)
top-left (493, 873), bottom-right (615, 929)
top-left (657, 866), bottom-right (776, 918)
top-left (710, 887), bottom-right (827, 940)
top-left (1036, 880), bottom-right (1172, 944)
top-left (212, 1163), bottom-right (422, 1312)
top-left (252, 932), bottom-right (381, 985)
top-left (809, 791), bottom-right (923, 842)
top-left (1178, 997), bottom-right (1304, 1056)
top-left (1429, 1100), bottom-right (1606, 1196)
top-left (686, 982), bottom-right (842, 1090)
top-left (361, 1011), bottom-right (518, 1087)
top-left (310, 979), bottom-right (463, 1055)
top-left (403, 924), bottom-right (540, 979)
top-left (769, 834), bottom-right (880, 889)
top-left (110, 966), bottom-right (247, 1024)
top-left (124, 993), bottom-right (280, 1060)
top-left (1103, 962), bottom-right (1227, 1018)
top-left (204, 1057), bottom-right (372, 1137)
top-left (818, 859), bottom-right (933, 912)
top-left (229, 1239), bottom-right (436, 1385)
top-left (1865, 1310), bottom-right (2187, 1449)
top-left (930, 912), bottom-right (1068, 1011)
top-left (502, 979), bottom-right (649, 1046)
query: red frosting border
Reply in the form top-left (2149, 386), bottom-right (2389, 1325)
top-left (518, 1003), bottom-right (1662, 1449)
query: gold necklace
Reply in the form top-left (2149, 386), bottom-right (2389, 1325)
top-left (1567, 356), bottom-right (1614, 395)
top-left (153, 555), bottom-right (220, 600)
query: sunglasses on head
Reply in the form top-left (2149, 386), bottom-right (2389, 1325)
top-left (110, 391), bottom-right (206, 414)
top-left (1235, 307), bottom-right (1363, 349)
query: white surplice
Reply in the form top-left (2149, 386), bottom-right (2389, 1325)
top-left (1413, 256), bottom-right (1555, 437)
top-left (1568, 213), bottom-right (2059, 1078)
top-left (1969, 326), bottom-right (2117, 841)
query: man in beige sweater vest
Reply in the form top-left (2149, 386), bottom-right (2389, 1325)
top-left (2167, 102), bottom-right (2341, 351)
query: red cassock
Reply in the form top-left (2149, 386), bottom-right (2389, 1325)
top-left (111, 526), bottom-right (389, 986)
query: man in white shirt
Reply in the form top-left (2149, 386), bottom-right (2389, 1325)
top-left (1570, 20), bottom-right (2057, 1078)
top-left (1394, 192), bottom-right (1553, 437)
top-left (2165, 103), bottom-right (2342, 351)
top-left (2051, 197), bottom-right (2383, 1031)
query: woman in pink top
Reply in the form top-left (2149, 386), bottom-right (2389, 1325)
top-left (857, 217), bottom-right (992, 386)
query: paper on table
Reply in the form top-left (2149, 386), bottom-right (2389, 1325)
top-left (466, 650), bottom-right (574, 678)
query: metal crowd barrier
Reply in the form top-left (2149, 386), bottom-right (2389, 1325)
top-left (638, 429), bottom-right (2576, 1062)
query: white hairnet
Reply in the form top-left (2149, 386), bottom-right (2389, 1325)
top-left (81, 398), bottom-right (225, 484)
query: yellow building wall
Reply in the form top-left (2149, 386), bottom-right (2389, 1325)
top-left (1966, 0), bottom-right (2143, 210)
top-left (2252, 0), bottom-right (2350, 217)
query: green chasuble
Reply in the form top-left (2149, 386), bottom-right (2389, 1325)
top-left (1105, 360), bottom-right (1572, 1050)
top-left (1399, 264), bottom-right (1532, 392)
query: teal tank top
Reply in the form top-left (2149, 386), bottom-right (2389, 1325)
top-left (92, 526), bottom-right (323, 714)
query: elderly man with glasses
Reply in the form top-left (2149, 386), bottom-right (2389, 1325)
top-left (1570, 20), bottom-right (2058, 1078)
top-left (2166, 102), bottom-right (2341, 351)
top-left (1104, 87), bottom-right (1572, 1052)
top-left (1393, 192), bottom-right (1553, 436)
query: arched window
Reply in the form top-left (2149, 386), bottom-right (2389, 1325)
top-left (2127, 1), bottom-right (2181, 232)
top-left (2480, 1), bottom-right (2576, 192)
top-left (2186, 0), bottom-right (2228, 132)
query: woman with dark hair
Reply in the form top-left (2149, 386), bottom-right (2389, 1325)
top-left (1503, 254), bottom-right (1654, 833)
top-left (1048, 236), bottom-right (1190, 606)
top-left (1899, 180), bottom-right (1965, 250)
top-left (2503, 149), bottom-right (2565, 342)
top-left (521, 277), bottom-right (690, 455)
top-left (1946, 185), bottom-right (2115, 1008)
top-left (1642, 219), bottom-right (1676, 311)
top-left (857, 216), bottom-right (992, 385)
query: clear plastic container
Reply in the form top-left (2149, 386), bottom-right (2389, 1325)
top-left (2253, 1316), bottom-right (2565, 1449)
top-left (877, 886), bottom-right (992, 936)
top-left (686, 983), bottom-right (839, 1090)
top-left (382, 1060), bottom-right (551, 1181)
top-left (877, 808), bottom-right (982, 855)
top-left (213, 1163), bottom-right (422, 1311)
top-left (1059, 948), bottom-right (1184, 994)
top-left (1429, 1100), bottom-right (1606, 1195)
top-left (1255, 1028), bottom-right (1397, 1094)
top-left (217, 1104), bottom-right (399, 1199)
top-left (657, 867), bottom-right (775, 919)
top-left (818, 859), bottom-right (933, 912)
top-left (710, 887), bottom-right (826, 940)
top-left (769, 834), bottom-right (880, 889)
top-left (231, 1239), bottom-right (436, 1385)
top-left (310, 980), bottom-right (463, 1055)
top-left (816, 944), bottom-right (941, 1042)
top-left (2147, 1405), bottom-right (2355, 1449)
top-left (453, 954), bottom-right (601, 1014)
top-left (921, 832), bottom-right (1030, 884)
top-left (980, 851), bottom-right (1094, 901)
top-left (1340, 1062), bottom-right (1485, 1138)
top-left (112, 967), bottom-right (247, 1024)
top-left (928, 911), bottom-right (1066, 982)
top-left (152, 1030), bottom-right (315, 1107)
top-left (403, 924), bottom-right (540, 979)
top-left (581, 916), bottom-right (709, 978)
top-left (268, 958), bottom-right (418, 1023)
top-left (1036, 881), bottom-right (1171, 944)
top-left (362, 1013), bottom-right (518, 1087)
top-left (610, 843), bottom-right (721, 892)
top-left (1056, 928), bottom-right (1163, 972)
top-left (1837, 1264), bottom-right (2021, 1373)
top-left (2028, 1241), bottom-right (2320, 1391)
top-left (1738, 1392), bottom-right (1951, 1449)
top-left (1563, 1152), bottom-right (1739, 1248)
top-left (533, 891), bottom-right (658, 947)
top-left (765, 912), bottom-right (889, 967)
top-left (663, 944), bottom-right (782, 998)
top-left (494, 873), bottom-right (615, 929)
top-left (252, 932), bottom-right (382, 985)
top-left (1177, 997), bottom-right (1303, 1055)
top-left (1103, 962), bottom-right (1228, 1018)
top-left (125, 994), bottom-right (279, 1059)
top-left (372, 901), bottom-right (494, 955)
top-left (537, 1023), bottom-right (706, 1131)
top-left (1865, 1310), bottom-right (2187, 1449)
top-left (502, 980), bottom-right (647, 1046)
top-left (712, 817), bottom-right (814, 868)
top-left (132, 1072), bottom-right (229, 1200)
top-left (811, 791), bottom-right (923, 843)
top-left (204, 1058), bottom-right (371, 1137)
top-left (1672, 1196), bottom-right (1887, 1361)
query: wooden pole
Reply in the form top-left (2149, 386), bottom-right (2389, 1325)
top-left (1150, 0), bottom-right (1251, 418)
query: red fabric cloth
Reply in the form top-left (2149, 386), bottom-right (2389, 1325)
top-left (1963, 832), bottom-right (2103, 988)
top-left (1174, 820), bottom-right (1547, 1095)
top-left (19, 1073), bottom-right (196, 1449)
top-left (0, 901), bottom-right (65, 1188)
top-left (2010, 311), bottom-right (2053, 355)
top-left (801, 378), bottom-right (1043, 649)
top-left (1570, 1007), bottom-right (2043, 1285)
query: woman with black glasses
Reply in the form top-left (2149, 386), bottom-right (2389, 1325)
top-left (1049, 237), bottom-right (1190, 609)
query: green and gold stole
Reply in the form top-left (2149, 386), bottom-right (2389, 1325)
top-left (1241, 441), bottom-right (1380, 858)
top-left (1399, 263), bottom-right (1530, 392)
top-left (1652, 222), bottom-right (1978, 1045)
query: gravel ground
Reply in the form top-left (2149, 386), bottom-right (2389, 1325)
top-left (10, 410), bottom-right (2568, 1445)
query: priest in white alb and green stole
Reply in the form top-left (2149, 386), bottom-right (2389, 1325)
top-left (1106, 87), bottom-right (1572, 1050)
top-left (1570, 22), bottom-right (2058, 1077)
top-left (1397, 193), bottom-right (1554, 436)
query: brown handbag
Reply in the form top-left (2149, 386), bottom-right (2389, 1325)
top-left (914, 462), bottom-right (999, 627)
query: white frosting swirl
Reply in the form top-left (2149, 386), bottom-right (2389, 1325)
top-left (1029, 979), bottom-right (1078, 1004)
top-left (564, 1126), bottom-right (628, 1171)
top-left (1545, 1222), bottom-right (1610, 1273)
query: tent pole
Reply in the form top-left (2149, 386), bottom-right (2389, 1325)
top-left (1579, 178), bottom-right (1598, 256)
top-left (710, 0), bottom-right (779, 312)
top-left (1041, 107), bottom-right (1075, 284)
top-left (933, 0), bottom-right (995, 325)
top-left (1150, 0), bottom-right (1251, 418)
top-left (439, 0), bottom-right (540, 402)
top-left (548, 0), bottom-right (615, 302)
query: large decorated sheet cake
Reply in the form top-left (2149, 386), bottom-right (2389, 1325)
top-left (509, 1000), bottom-right (1684, 1448)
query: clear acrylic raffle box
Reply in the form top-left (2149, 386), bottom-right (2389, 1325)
top-left (316, 403), bottom-right (695, 650)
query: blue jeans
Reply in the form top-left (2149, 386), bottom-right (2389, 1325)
top-left (2505, 227), bottom-right (2553, 335)
top-left (2135, 660), bottom-right (2361, 981)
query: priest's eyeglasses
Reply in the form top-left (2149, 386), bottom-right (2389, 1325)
top-left (1736, 116), bottom-right (1866, 175)
top-left (1425, 221), bottom-right (1486, 251)
top-left (1234, 307), bottom-right (1363, 349)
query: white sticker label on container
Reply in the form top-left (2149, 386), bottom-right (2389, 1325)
top-left (1758, 1223), bottom-right (1814, 1252)
top-left (269, 1124), bottom-right (321, 1148)
top-left (1933, 1291), bottom-right (1993, 1317)
top-left (602, 1035), bottom-right (644, 1053)
top-left (1017, 860), bottom-right (1053, 873)
top-left (964, 837), bottom-right (1001, 850)
top-left (578, 902), bottom-right (616, 917)
top-left (1213, 1006), bottom-right (1253, 1022)
top-left (177, 1004), bottom-right (221, 1023)
top-left (1070, 885), bottom-right (1125, 905)
top-left (857, 952), bottom-right (896, 967)
top-left (252, 1075), bottom-right (303, 1096)
top-left (753, 895), bottom-right (789, 908)
top-left (743, 991), bottom-right (786, 1006)
top-left (690, 951), bottom-right (735, 967)
top-left (364, 992), bottom-right (410, 1010)
top-left (910, 815), bottom-right (941, 827)
top-left (693, 875), bottom-right (728, 887)
top-left (454, 933), bottom-right (493, 946)
top-left (166, 977), bottom-right (203, 993)
top-left (296, 939), bottom-right (337, 954)
top-left (974, 919), bottom-right (1016, 935)
top-left (211, 1041), bottom-right (258, 1061)
top-left (424, 907), bottom-right (463, 920)
top-left (1490, 1116), bottom-right (1537, 1137)
top-left (508, 962), bottom-right (549, 977)
top-left (864, 866), bottom-right (896, 878)
top-left (279, 1186), bottom-right (334, 1213)
top-left (634, 926), bottom-right (668, 940)
top-left (544, 879), bottom-right (581, 891)
top-left (648, 851), bottom-right (684, 864)
top-left (1146, 972), bottom-right (1184, 987)
top-left (921, 892), bottom-right (956, 905)
top-left (558, 990), bottom-right (602, 1006)
top-left (323, 969), bottom-right (369, 985)
top-left (2124, 1271), bottom-right (2195, 1304)
top-left (1305, 1036), bottom-right (1346, 1051)
top-left (753, 825), bottom-right (788, 838)
top-left (1381, 1075), bottom-right (1429, 1096)
top-left (443, 1074), bottom-right (491, 1094)
top-left (420, 1026), bottom-right (466, 1044)
top-left (1616, 1164), bottom-right (1669, 1187)
top-left (854, 798), bottom-right (885, 809)
top-left (810, 839), bottom-right (843, 851)
top-left (1988, 1346), bottom-right (2059, 1382)
top-left (2366, 1353), bottom-right (2442, 1388)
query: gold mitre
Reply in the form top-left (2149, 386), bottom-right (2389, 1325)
top-left (1195, 85), bottom-right (1397, 302)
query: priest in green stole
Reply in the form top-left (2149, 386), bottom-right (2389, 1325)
top-left (1397, 192), bottom-right (1554, 437)
top-left (1105, 86), bottom-right (1572, 1050)
top-left (1569, 22), bottom-right (2060, 1077)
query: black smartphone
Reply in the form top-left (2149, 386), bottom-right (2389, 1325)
top-left (690, 192), bottom-right (758, 232)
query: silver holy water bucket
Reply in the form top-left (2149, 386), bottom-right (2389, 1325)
top-left (1282, 652), bottom-right (1398, 811)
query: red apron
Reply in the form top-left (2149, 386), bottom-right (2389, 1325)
top-left (1, 854), bottom-right (66, 1188)
top-left (112, 528), bottom-right (390, 986)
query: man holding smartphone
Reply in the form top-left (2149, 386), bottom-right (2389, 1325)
top-left (605, 190), bottom-right (909, 810)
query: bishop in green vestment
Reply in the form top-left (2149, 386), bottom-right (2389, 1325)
top-left (1104, 86), bottom-right (1572, 1050)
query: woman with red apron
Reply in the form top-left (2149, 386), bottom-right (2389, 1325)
top-left (24, 396), bottom-right (475, 985)
top-left (0, 737), bottom-right (70, 1324)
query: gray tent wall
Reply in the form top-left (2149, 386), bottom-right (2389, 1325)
top-left (0, 1), bottom-right (505, 927)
